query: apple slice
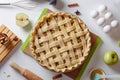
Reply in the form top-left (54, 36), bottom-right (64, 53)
top-left (16, 13), bottom-right (29, 27)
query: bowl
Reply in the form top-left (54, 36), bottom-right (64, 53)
top-left (89, 68), bottom-right (105, 80)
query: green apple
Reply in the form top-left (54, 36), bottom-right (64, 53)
top-left (103, 50), bottom-right (118, 65)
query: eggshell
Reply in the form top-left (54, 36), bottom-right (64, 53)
top-left (98, 5), bottom-right (107, 13)
top-left (90, 10), bottom-right (99, 18)
top-left (97, 17), bottom-right (105, 25)
top-left (104, 12), bottom-right (113, 20)
top-left (111, 20), bottom-right (119, 27)
top-left (103, 25), bottom-right (111, 32)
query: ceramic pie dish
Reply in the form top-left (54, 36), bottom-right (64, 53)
top-left (30, 12), bottom-right (91, 72)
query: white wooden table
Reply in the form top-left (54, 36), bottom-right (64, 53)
top-left (0, 0), bottom-right (120, 80)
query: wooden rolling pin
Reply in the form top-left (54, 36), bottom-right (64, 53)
top-left (9, 61), bottom-right (43, 80)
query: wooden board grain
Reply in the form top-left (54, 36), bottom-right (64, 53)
top-left (21, 8), bottom-right (101, 80)
top-left (0, 25), bottom-right (21, 62)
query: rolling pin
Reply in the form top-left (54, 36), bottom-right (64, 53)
top-left (9, 61), bottom-right (43, 80)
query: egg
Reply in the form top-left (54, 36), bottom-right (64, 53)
top-left (98, 5), bottom-right (107, 13)
top-left (111, 20), bottom-right (119, 27)
top-left (104, 12), bottom-right (113, 20)
top-left (103, 25), bottom-right (111, 33)
top-left (97, 17), bottom-right (105, 25)
top-left (90, 10), bottom-right (99, 18)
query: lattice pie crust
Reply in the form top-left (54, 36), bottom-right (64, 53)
top-left (30, 12), bottom-right (91, 72)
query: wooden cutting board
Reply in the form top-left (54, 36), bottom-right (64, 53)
top-left (0, 25), bottom-right (21, 62)
top-left (21, 8), bottom-right (101, 80)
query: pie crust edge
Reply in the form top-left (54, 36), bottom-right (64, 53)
top-left (30, 12), bottom-right (91, 72)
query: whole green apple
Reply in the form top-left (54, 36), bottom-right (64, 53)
top-left (103, 50), bottom-right (118, 65)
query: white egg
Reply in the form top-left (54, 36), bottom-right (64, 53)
top-left (90, 10), bottom-right (99, 18)
top-left (104, 12), bottom-right (113, 20)
top-left (98, 5), bottom-right (107, 13)
top-left (111, 20), bottom-right (119, 27)
top-left (97, 17), bottom-right (105, 25)
top-left (103, 25), bottom-right (111, 33)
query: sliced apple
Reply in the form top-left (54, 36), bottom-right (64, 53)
top-left (16, 13), bottom-right (29, 27)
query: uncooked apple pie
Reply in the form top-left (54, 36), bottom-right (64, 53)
top-left (30, 12), bottom-right (91, 72)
